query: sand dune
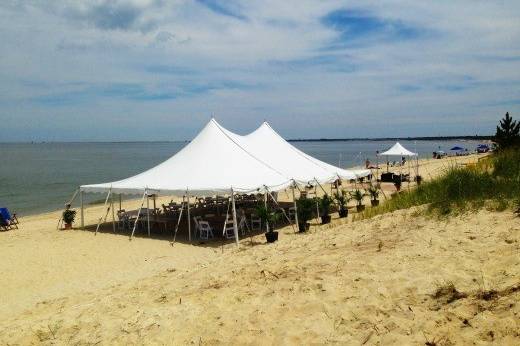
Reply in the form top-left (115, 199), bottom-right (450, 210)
top-left (1, 206), bottom-right (518, 344)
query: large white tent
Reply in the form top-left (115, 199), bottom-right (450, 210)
top-left (82, 119), bottom-right (370, 194)
top-left (78, 118), bottom-right (370, 243)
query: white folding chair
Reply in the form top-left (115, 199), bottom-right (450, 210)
top-left (192, 216), bottom-right (202, 238)
top-left (288, 207), bottom-right (296, 222)
top-left (238, 209), bottom-right (250, 235)
top-left (223, 218), bottom-right (235, 239)
top-left (198, 220), bottom-right (214, 240)
top-left (250, 214), bottom-right (261, 231)
top-left (117, 210), bottom-right (131, 230)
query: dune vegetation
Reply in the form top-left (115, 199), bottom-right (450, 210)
top-left (360, 147), bottom-right (520, 219)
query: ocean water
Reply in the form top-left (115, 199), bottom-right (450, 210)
top-left (0, 139), bottom-right (482, 216)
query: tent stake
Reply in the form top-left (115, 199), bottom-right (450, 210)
top-left (231, 188), bottom-right (239, 247)
top-left (130, 190), bottom-right (147, 240)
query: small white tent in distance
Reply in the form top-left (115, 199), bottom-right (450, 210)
top-left (377, 142), bottom-right (419, 185)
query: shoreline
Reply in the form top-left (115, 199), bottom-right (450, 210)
top-left (13, 153), bottom-right (487, 219)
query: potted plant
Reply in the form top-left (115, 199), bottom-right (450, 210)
top-left (255, 204), bottom-right (280, 243)
top-left (62, 208), bottom-right (76, 229)
top-left (334, 190), bottom-right (349, 218)
top-left (319, 194), bottom-right (332, 224)
top-left (350, 189), bottom-right (366, 212)
top-left (367, 184), bottom-right (380, 207)
top-left (296, 197), bottom-right (314, 232)
top-left (393, 175), bottom-right (402, 191)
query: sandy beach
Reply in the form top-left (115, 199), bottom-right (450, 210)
top-left (1, 154), bottom-right (518, 345)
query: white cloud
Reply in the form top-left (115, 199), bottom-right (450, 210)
top-left (0, 0), bottom-right (519, 141)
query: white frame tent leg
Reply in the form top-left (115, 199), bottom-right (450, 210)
top-left (172, 202), bottom-right (184, 243)
top-left (264, 190), bottom-right (269, 233)
top-left (292, 182), bottom-right (299, 232)
top-left (186, 189), bottom-right (191, 242)
top-left (266, 187), bottom-right (295, 233)
top-left (146, 193), bottom-right (151, 237)
top-left (95, 187), bottom-right (112, 236)
top-left (111, 192), bottom-right (116, 233)
top-left (231, 188), bottom-right (239, 247)
top-left (314, 183), bottom-right (320, 224)
top-left (130, 189), bottom-right (148, 240)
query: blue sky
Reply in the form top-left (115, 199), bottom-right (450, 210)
top-left (0, 0), bottom-right (519, 141)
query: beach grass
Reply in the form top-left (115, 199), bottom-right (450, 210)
top-left (359, 147), bottom-right (520, 219)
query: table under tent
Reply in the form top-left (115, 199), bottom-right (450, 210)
top-left (72, 119), bottom-right (370, 246)
top-left (377, 142), bottom-right (419, 187)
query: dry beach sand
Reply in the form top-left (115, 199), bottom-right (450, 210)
top-left (1, 154), bottom-right (519, 344)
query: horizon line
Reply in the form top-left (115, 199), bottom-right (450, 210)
top-left (0, 134), bottom-right (494, 144)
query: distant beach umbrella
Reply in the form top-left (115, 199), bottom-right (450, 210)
top-left (450, 146), bottom-right (465, 151)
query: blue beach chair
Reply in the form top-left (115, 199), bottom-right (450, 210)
top-left (0, 208), bottom-right (19, 231)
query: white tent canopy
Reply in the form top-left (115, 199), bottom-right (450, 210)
top-left (378, 142), bottom-right (417, 156)
top-left (81, 119), bottom-right (291, 195)
top-left (224, 122), bottom-right (370, 184)
top-left (81, 119), bottom-right (370, 195)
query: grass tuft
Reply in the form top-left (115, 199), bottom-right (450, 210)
top-left (433, 281), bottom-right (468, 304)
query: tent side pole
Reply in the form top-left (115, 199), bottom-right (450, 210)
top-left (264, 190), bottom-right (269, 233)
top-left (111, 192), bottom-right (115, 233)
top-left (292, 183), bottom-right (299, 232)
top-left (95, 188), bottom-right (112, 235)
top-left (314, 178), bottom-right (328, 196)
top-left (146, 193), bottom-right (150, 237)
top-left (187, 189), bottom-right (191, 242)
top-left (172, 202), bottom-right (184, 243)
top-left (231, 188), bottom-right (239, 247)
top-left (266, 187), bottom-right (295, 233)
top-left (314, 183), bottom-right (319, 224)
top-left (376, 151), bottom-right (379, 183)
top-left (130, 190), bottom-right (147, 240)
top-left (80, 189), bottom-right (84, 229)
top-left (119, 194), bottom-right (122, 211)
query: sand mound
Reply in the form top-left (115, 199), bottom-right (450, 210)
top-left (1, 207), bottom-right (519, 344)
